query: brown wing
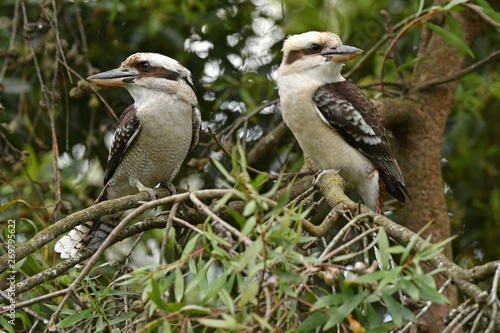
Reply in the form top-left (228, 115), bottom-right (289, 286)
top-left (312, 81), bottom-right (410, 203)
top-left (103, 104), bottom-right (141, 186)
top-left (189, 106), bottom-right (201, 153)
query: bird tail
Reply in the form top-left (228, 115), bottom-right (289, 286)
top-left (375, 177), bottom-right (386, 214)
top-left (54, 186), bottom-right (120, 259)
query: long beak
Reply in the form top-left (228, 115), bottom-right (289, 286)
top-left (87, 68), bottom-right (139, 87)
top-left (322, 44), bottom-right (363, 63)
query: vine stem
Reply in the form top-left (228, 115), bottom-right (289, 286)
top-left (380, 10), bottom-right (438, 96)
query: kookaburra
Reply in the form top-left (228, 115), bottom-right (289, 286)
top-left (277, 31), bottom-right (410, 213)
top-left (55, 52), bottom-right (201, 259)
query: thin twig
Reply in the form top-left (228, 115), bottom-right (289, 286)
top-left (382, 10), bottom-right (407, 91)
top-left (462, 3), bottom-right (500, 29)
top-left (321, 226), bottom-right (381, 262)
top-left (319, 213), bottom-right (373, 260)
top-left (410, 50), bottom-right (500, 92)
top-left (0, 290), bottom-right (49, 325)
top-left (345, 7), bottom-right (434, 79)
top-left (208, 127), bottom-right (266, 175)
top-left (57, 59), bottom-right (118, 123)
top-left (172, 217), bottom-right (205, 235)
top-left (0, 0), bottom-right (20, 81)
top-left (189, 192), bottom-right (253, 247)
top-left (380, 10), bottom-right (438, 95)
top-left (218, 99), bottom-right (279, 137)
top-left (12, 289), bottom-right (68, 310)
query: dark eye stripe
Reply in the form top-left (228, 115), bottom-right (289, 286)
top-left (138, 66), bottom-right (196, 93)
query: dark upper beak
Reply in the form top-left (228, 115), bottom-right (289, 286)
top-left (322, 44), bottom-right (363, 62)
top-left (87, 68), bottom-right (139, 87)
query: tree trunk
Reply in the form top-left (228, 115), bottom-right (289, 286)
top-left (377, 3), bottom-right (487, 331)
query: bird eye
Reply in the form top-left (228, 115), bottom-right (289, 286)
top-left (138, 61), bottom-right (151, 72)
top-left (308, 43), bottom-right (322, 53)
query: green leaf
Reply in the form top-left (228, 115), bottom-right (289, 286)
top-left (108, 311), bottom-right (136, 325)
top-left (237, 238), bottom-right (263, 272)
top-left (297, 311), bottom-right (329, 333)
top-left (446, 13), bottom-right (462, 38)
top-left (174, 267), bottom-right (184, 303)
top-left (238, 280), bottom-right (259, 306)
top-left (355, 270), bottom-right (387, 284)
top-left (211, 157), bottom-right (235, 183)
top-left (56, 309), bottom-right (98, 328)
top-left (382, 292), bottom-right (415, 327)
top-left (101, 284), bottom-right (112, 299)
top-left (148, 278), bottom-right (169, 312)
top-left (271, 267), bottom-right (306, 284)
top-left (311, 294), bottom-right (343, 311)
top-left (181, 234), bottom-right (200, 259)
top-left (202, 270), bottom-right (228, 303)
top-left (43, 304), bottom-right (76, 315)
top-left (0, 315), bottom-right (15, 333)
top-left (0, 199), bottom-right (29, 212)
top-left (185, 259), bottom-right (213, 294)
top-left (400, 220), bottom-right (433, 265)
top-left (377, 229), bottom-right (390, 270)
top-left (399, 279), bottom-right (420, 300)
top-left (324, 291), bottom-right (369, 330)
top-left (243, 200), bottom-right (257, 217)
top-left (475, 0), bottom-right (500, 22)
top-left (365, 322), bottom-right (398, 333)
top-left (197, 318), bottom-right (246, 330)
top-left (424, 21), bottom-right (474, 58)
top-left (240, 215), bottom-right (257, 238)
top-left (443, 0), bottom-right (469, 11)
top-left (377, 267), bottom-right (402, 291)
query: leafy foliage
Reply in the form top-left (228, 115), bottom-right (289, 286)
top-left (40, 153), bottom-right (450, 332)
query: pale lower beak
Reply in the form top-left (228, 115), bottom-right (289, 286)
top-left (322, 44), bottom-right (363, 63)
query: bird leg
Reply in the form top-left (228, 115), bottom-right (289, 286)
top-left (312, 169), bottom-right (340, 189)
top-left (130, 178), bottom-right (157, 201)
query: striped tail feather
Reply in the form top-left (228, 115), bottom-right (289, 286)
top-left (54, 214), bottom-right (122, 259)
top-left (54, 221), bottom-right (94, 259)
top-left (54, 185), bottom-right (120, 259)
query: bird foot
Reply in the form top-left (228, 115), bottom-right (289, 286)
top-left (131, 178), bottom-right (157, 201)
top-left (159, 181), bottom-right (176, 196)
top-left (313, 169), bottom-right (340, 188)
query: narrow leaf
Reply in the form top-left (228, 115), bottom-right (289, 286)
top-left (377, 229), bottom-right (389, 270)
top-left (443, 0), bottom-right (469, 10)
top-left (297, 311), bottom-right (329, 333)
top-left (382, 292), bottom-right (415, 326)
top-left (324, 291), bottom-right (369, 330)
top-left (424, 21), bottom-right (474, 58)
top-left (174, 267), bottom-right (184, 303)
top-left (56, 309), bottom-right (98, 328)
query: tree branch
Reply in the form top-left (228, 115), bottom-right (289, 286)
top-left (314, 172), bottom-right (491, 306)
top-left (0, 187), bottom-right (173, 274)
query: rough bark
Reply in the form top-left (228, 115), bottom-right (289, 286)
top-left (375, 4), bottom-right (488, 332)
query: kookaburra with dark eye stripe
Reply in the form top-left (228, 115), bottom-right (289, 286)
top-left (277, 31), bottom-right (410, 213)
top-left (55, 52), bottom-right (201, 259)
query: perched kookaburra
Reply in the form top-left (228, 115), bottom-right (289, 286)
top-left (55, 52), bottom-right (201, 259)
top-left (277, 31), bottom-right (410, 213)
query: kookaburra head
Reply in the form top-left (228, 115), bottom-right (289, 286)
top-left (279, 31), bottom-right (363, 83)
top-left (87, 52), bottom-right (196, 105)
